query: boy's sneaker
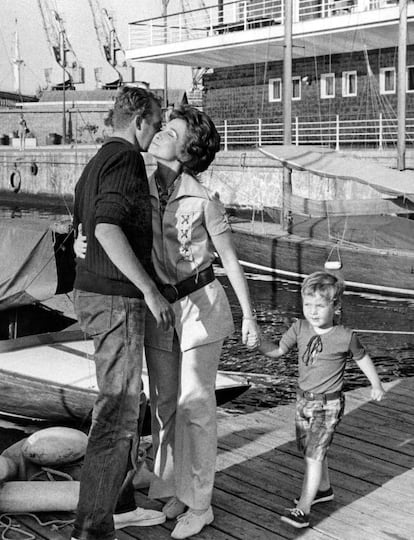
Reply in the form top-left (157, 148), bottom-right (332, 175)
top-left (294, 487), bottom-right (334, 506)
top-left (281, 508), bottom-right (310, 528)
top-left (162, 496), bottom-right (187, 520)
top-left (171, 507), bottom-right (214, 539)
top-left (114, 507), bottom-right (166, 528)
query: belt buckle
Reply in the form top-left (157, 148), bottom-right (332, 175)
top-left (162, 284), bottom-right (179, 303)
top-left (303, 390), bottom-right (315, 400)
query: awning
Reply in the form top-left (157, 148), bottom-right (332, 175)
top-left (259, 145), bottom-right (414, 203)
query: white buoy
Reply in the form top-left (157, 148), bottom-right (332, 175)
top-left (324, 260), bottom-right (342, 271)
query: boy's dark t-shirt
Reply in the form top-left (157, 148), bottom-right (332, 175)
top-left (73, 137), bottom-right (153, 298)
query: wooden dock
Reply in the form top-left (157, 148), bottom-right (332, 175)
top-left (1, 377), bottom-right (413, 540)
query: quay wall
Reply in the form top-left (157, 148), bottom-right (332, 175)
top-left (0, 147), bottom-right (411, 207)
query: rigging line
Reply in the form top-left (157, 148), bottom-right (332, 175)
top-left (257, 23), bottom-right (274, 145)
top-left (354, 329), bottom-right (414, 335)
top-left (310, 39), bottom-right (324, 144)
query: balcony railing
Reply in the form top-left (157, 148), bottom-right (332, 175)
top-left (215, 113), bottom-right (414, 149)
top-left (128, 0), bottom-right (398, 49)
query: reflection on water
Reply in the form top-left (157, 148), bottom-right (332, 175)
top-left (2, 197), bottom-right (414, 412)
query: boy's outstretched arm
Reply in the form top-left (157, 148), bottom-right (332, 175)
top-left (259, 338), bottom-right (286, 359)
top-left (356, 353), bottom-right (386, 401)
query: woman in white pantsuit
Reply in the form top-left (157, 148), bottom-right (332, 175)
top-left (145, 105), bottom-right (259, 539)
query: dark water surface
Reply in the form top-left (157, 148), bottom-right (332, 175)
top-left (2, 197), bottom-right (414, 416)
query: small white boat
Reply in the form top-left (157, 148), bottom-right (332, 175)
top-left (0, 330), bottom-right (250, 433)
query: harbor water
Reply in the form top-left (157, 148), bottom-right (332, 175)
top-left (1, 196), bottom-right (414, 417)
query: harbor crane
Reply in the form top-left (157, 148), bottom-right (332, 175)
top-left (37, 0), bottom-right (84, 89)
top-left (179, 0), bottom-right (210, 91)
top-left (87, 0), bottom-right (134, 88)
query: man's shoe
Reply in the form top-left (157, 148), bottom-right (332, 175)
top-left (281, 508), bottom-right (310, 528)
top-left (162, 496), bottom-right (187, 520)
top-left (171, 507), bottom-right (214, 539)
top-left (294, 487), bottom-right (334, 506)
top-left (114, 507), bottom-right (166, 529)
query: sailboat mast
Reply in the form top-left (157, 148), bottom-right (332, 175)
top-left (12, 20), bottom-right (24, 94)
top-left (397, 0), bottom-right (407, 171)
top-left (281, 0), bottom-right (293, 229)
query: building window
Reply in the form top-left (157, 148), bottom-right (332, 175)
top-left (292, 76), bottom-right (301, 100)
top-left (269, 78), bottom-right (282, 102)
top-left (342, 71), bottom-right (357, 97)
top-left (380, 67), bottom-right (395, 94)
top-left (321, 73), bottom-right (335, 98)
top-left (407, 66), bottom-right (414, 92)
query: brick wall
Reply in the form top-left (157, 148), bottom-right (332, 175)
top-left (202, 46), bottom-right (414, 123)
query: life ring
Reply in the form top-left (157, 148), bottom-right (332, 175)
top-left (10, 170), bottom-right (21, 193)
top-left (30, 161), bottom-right (38, 176)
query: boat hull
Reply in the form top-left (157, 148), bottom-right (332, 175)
top-left (0, 331), bottom-right (250, 431)
top-left (231, 221), bottom-right (414, 297)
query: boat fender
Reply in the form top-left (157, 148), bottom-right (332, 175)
top-left (30, 161), bottom-right (38, 176)
top-left (1, 438), bottom-right (28, 480)
top-left (324, 260), bottom-right (343, 271)
top-left (0, 481), bottom-right (79, 512)
top-left (22, 427), bottom-right (88, 466)
top-left (9, 170), bottom-right (21, 193)
top-left (0, 456), bottom-right (19, 482)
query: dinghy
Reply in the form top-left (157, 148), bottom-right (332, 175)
top-left (0, 330), bottom-right (250, 432)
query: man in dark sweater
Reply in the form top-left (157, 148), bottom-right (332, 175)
top-left (71, 86), bottom-right (175, 540)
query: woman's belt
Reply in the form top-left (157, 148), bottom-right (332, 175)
top-left (158, 265), bottom-right (215, 303)
top-left (297, 387), bottom-right (342, 403)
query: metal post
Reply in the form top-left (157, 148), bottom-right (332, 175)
top-left (60, 31), bottom-right (66, 144)
top-left (282, 0), bottom-right (293, 230)
top-left (397, 0), bottom-right (407, 170)
top-left (258, 118), bottom-right (262, 147)
top-left (379, 112), bottom-right (383, 149)
top-left (224, 119), bottom-right (228, 151)
top-left (295, 116), bottom-right (299, 145)
top-left (335, 114), bottom-right (340, 150)
top-left (162, 0), bottom-right (169, 109)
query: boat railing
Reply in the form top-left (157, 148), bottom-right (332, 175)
top-left (128, 0), bottom-right (399, 48)
top-left (217, 113), bottom-right (414, 149)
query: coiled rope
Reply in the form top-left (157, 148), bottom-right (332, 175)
top-left (0, 513), bottom-right (74, 540)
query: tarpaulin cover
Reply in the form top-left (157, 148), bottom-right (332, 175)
top-left (0, 219), bottom-right (58, 310)
top-left (260, 145), bottom-right (414, 203)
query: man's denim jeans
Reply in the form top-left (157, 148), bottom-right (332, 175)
top-left (72, 290), bottom-right (145, 540)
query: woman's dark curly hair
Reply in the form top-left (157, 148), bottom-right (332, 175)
top-left (169, 105), bottom-right (220, 175)
top-left (110, 85), bottom-right (161, 129)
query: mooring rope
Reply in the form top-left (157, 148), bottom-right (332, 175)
top-left (0, 513), bottom-right (74, 540)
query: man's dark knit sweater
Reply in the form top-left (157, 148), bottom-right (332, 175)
top-left (73, 137), bottom-right (153, 298)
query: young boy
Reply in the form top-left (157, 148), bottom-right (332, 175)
top-left (258, 271), bottom-right (385, 528)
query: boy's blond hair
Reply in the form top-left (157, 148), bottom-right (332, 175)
top-left (301, 271), bottom-right (345, 305)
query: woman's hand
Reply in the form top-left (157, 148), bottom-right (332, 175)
top-left (242, 318), bottom-right (260, 350)
top-left (74, 223), bottom-right (87, 259)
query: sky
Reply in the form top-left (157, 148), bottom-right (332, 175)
top-left (0, 0), bottom-right (192, 95)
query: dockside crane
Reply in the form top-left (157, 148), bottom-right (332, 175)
top-left (87, 0), bottom-right (134, 88)
top-left (37, 0), bottom-right (84, 89)
top-left (179, 0), bottom-right (210, 92)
